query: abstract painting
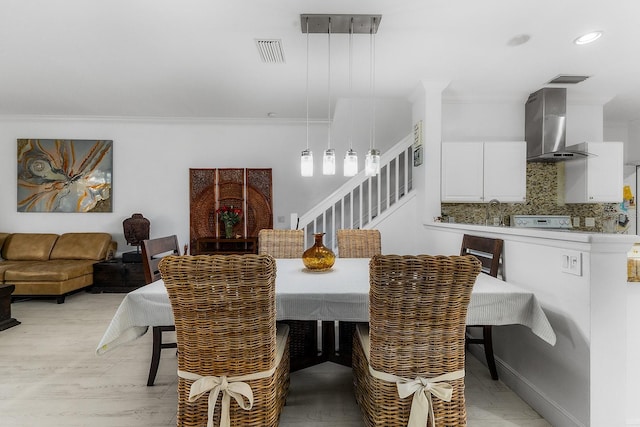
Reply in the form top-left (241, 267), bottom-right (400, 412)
top-left (17, 139), bottom-right (113, 213)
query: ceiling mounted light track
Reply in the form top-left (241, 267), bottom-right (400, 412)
top-left (300, 14), bottom-right (381, 34)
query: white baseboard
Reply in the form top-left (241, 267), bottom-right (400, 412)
top-left (467, 346), bottom-right (586, 427)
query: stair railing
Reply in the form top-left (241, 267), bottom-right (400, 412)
top-left (292, 133), bottom-right (415, 250)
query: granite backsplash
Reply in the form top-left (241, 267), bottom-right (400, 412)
top-left (441, 162), bottom-right (613, 231)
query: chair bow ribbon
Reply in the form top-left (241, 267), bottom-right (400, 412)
top-left (368, 364), bottom-right (464, 427)
top-left (178, 367), bottom-right (275, 427)
top-left (396, 370), bottom-right (463, 427)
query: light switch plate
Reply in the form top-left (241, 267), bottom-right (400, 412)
top-left (573, 217), bottom-right (580, 227)
top-left (585, 217), bottom-right (595, 227)
top-left (561, 250), bottom-right (582, 276)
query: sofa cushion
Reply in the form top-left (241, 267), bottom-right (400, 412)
top-left (2, 233), bottom-right (59, 261)
top-left (49, 233), bottom-right (112, 261)
top-left (4, 260), bottom-right (96, 282)
top-left (0, 260), bottom-right (40, 281)
top-left (0, 233), bottom-right (9, 250)
top-left (0, 233), bottom-right (9, 260)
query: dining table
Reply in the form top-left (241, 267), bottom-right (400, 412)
top-left (97, 257), bottom-right (556, 368)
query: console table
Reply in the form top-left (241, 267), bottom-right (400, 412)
top-left (0, 284), bottom-right (20, 331)
top-left (91, 258), bottom-right (146, 293)
top-left (193, 237), bottom-right (258, 255)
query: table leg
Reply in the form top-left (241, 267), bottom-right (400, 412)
top-left (287, 320), bottom-right (355, 370)
top-left (322, 321), bottom-right (352, 367)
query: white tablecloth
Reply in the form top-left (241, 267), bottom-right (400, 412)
top-left (97, 258), bottom-right (556, 354)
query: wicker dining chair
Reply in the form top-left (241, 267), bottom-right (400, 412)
top-left (258, 228), bottom-right (318, 371)
top-left (336, 229), bottom-right (381, 364)
top-left (460, 234), bottom-right (504, 380)
top-left (159, 254), bottom-right (290, 427)
top-left (352, 254), bottom-right (482, 427)
top-left (140, 235), bottom-right (180, 386)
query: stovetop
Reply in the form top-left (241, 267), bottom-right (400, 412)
top-left (510, 215), bottom-right (573, 229)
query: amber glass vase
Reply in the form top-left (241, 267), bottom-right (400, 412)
top-left (302, 233), bottom-right (336, 271)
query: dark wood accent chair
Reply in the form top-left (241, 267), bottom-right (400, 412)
top-left (141, 235), bottom-right (180, 386)
top-left (460, 234), bottom-right (504, 380)
top-left (336, 229), bottom-right (382, 366)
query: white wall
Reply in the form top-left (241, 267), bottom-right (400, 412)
top-left (442, 98), bottom-right (604, 144)
top-left (630, 121), bottom-right (640, 161)
top-left (374, 194), bottom-right (420, 255)
top-left (442, 100), bottom-right (524, 141)
top-left (331, 97), bottom-right (411, 156)
top-left (566, 103), bottom-right (604, 145)
top-left (0, 99), bottom-right (410, 254)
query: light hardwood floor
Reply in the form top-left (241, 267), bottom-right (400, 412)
top-left (0, 291), bottom-right (550, 427)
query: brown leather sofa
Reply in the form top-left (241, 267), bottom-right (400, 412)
top-left (0, 232), bottom-right (114, 303)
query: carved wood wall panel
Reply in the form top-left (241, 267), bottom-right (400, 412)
top-left (189, 168), bottom-right (272, 253)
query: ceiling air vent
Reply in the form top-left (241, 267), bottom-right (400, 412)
top-left (255, 39), bottom-right (285, 64)
top-left (547, 74), bottom-right (590, 84)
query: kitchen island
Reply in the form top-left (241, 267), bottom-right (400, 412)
top-left (421, 222), bottom-right (638, 427)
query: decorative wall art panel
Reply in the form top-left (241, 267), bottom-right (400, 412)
top-left (17, 139), bottom-right (113, 213)
top-left (189, 168), bottom-right (272, 251)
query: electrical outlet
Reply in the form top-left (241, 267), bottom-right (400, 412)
top-left (573, 217), bottom-right (580, 227)
top-left (561, 250), bottom-right (582, 276)
top-left (585, 217), bottom-right (595, 227)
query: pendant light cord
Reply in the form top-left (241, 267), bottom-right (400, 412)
top-left (370, 17), bottom-right (376, 151)
top-left (305, 17), bottom-right (310, 151)
top-left (327, 17), bottom-right (332, 150)
top-left (349, 18), bottom-right (353, 150)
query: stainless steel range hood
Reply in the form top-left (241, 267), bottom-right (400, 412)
top-left (525, 87), bottom-right (590, 162)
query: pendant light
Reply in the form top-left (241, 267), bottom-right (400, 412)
top-left (301, 17), bottom-right (313, 177)
top-left (343, 18), bottom-right (358, 177)
top-left (322, 17), bottom-right (336, 175)
top-left (365, 16), bottom-right (380, 177)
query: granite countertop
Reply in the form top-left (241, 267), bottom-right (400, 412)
top-left (425, 221), bottom-right (640, 244)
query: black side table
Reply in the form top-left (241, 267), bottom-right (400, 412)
top-left (0, 284), bottom-right (20, 331)
top-left (91, 258), bottom-right (146, 293)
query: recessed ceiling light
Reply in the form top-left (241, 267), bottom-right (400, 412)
top-left (574, 31), bottom-right (603, 45)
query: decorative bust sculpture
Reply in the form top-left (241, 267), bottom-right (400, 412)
top-left (123, 213), bottom-right (150, 247)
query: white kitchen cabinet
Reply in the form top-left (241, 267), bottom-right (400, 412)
top-left (564, 141), bottom-right (623, 203)
top-left (441, 141), bottom-right (526, 202)
top-left (441, 142), bottom-right (484, 202)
